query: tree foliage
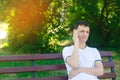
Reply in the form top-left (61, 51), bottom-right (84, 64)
top-left (0, 0), bottom-right (120, 53)
top-left (67, 0), bottom-right (120, 49)
top-left (7, 0), bottom-right (51, 53)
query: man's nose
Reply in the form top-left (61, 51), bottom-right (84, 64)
top-left (83, 32), bottom-right (88, 36)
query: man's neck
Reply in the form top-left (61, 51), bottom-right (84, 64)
top-left (79, 43), bottom-right (86, 49)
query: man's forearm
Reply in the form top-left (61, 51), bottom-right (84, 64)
top-left (69, 61), bottom-right (103, 78)
top-left (78, 67), bottom-right (103, 76)
top-left (67, 46), bottom-right (79, 68)
top-left (80, 61), bottom-right (104, 76)
top-left (69, 67), bottom-right (103, 79)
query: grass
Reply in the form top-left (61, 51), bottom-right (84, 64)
top-left (0, 48), bottom-right (120, 80)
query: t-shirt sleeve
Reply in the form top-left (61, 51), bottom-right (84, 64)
top-left (62, 46), bottom-right (73, 74)
top-left (62, 47), bottom-right (72, 62)
top-left (93, 48), bottom-right (102, 62)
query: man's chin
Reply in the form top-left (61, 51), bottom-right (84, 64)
top-left (79, 39), bottom-right (87, 43)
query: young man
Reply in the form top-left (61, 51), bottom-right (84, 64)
top-left (62, 20), bottom-right (103, 80)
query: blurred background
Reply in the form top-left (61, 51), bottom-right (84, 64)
top-left (0, 0), bottom-right (120, 79)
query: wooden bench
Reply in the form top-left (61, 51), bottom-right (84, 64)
top-left (0, 51), bottom-right (116, 80)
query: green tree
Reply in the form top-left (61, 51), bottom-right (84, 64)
top-left (67, 0), bottom-right (120, 49)
top-left (7, 0), bottom-right (51, 53)
top-left (1, 0), bottom-right (120, 53)
top-left (6, 0), bottom-right (70, 53)
top-left (0, 0), bottom-right (11, 22)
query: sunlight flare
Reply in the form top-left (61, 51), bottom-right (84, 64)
top-left (0, 22), bottom-right (9, 39)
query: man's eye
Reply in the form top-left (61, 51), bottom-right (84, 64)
top-left (81, 30), bottom-right (84, 33)
top-left (86, 31), bottom-right (89, 33)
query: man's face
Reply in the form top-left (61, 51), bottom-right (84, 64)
top-left (77, 25), bottom-right (90, 43)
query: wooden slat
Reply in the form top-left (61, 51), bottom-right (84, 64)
top-left (7, 73), bottom-right (117, 80)
top-left (103, 62), bottom-right (114, 68)
top-left (0, 64), bottom-right (66, 74)
top-left (11, 76), bottom-right (68, 80)
top-left (98, 73), bottom-right (116, 79)
top-left (0, 54), bottom-right (63, 62)
top-left (100, 51), bottom-right (112, 57)
top-left (0, 51), bottom-right (112, 62)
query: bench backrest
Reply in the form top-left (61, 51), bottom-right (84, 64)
top-left (0, 51), bottom-right (116, 80)
top-left (98, 51), bottom-right (116, 80)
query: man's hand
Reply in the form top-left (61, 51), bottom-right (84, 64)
top-left (73, 30), bottom-right (79, 47)
top-left (69, 68), bottom-right (80, 79)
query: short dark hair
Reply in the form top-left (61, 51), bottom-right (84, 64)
top-left (73, 20), bottom-right (90, 30)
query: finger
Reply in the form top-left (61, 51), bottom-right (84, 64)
top-left (73, 30), bottom-right (78, 34)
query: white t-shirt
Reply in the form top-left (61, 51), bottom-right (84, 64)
top-left (62, 45), bottom-right (102, 80)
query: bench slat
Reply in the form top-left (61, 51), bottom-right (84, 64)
top-left (0, 54), bottom-right (62, 62)
top-left (98, 72), bottom-right (116, 79)
top-left (12, 76), bottom-right (68, 80)
top-left (100, 51), bottom-right (112, 57)
top-left (103, 62), bottom-right (114, 68)
top-left (6, 73), bottom-right (117, 80)
top-left (0, 64), bottom-right (66, 74)
top-left (8, 73), bottom-right (116, 80)
top-left (0, 51), bottom-right (112, 62)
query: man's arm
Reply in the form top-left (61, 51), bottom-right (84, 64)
top-left (66, 30), bottom-right (80, 69)
top-left (69, 61), bottom-right (104, 79)
top-left (66, 46), bottom-right (79, 68)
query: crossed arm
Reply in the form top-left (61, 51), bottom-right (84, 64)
top-left (68, 60), bottom-right (104, 79)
